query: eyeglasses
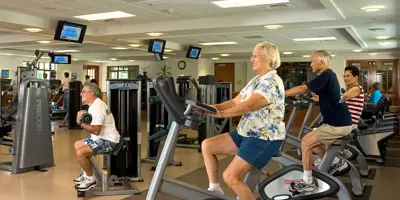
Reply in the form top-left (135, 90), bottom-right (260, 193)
top-left (250, 54), bottom-right (262, 59)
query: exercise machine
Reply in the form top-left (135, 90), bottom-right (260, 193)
top-left (143, 81), bottom-right (181, 170)
top-left (146, 76), bottom-right (352, 200)
top-left (76, 137), bottom-right (141, 197)
top-left (48, 79), bottom-right (67, 120)
top-left (0, 50), bottom-right (54, 174)
top-left (107, 79), bottom-right (143, 181)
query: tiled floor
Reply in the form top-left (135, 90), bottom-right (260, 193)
top-left (1, 115), bottom-right (400, 200)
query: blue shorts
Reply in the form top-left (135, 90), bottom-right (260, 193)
top-left (84, 138), bottom-right (117, 156)
top-left (229, 130), bottom-right (283, 169)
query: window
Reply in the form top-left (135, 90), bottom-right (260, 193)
top-left (107, 65), bottom-right (139, 79)
top-left (277, 62), bottom-right (312, 86)
top-left (22, 61), bottom-right (57, 79)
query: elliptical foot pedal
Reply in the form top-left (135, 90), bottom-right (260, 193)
top-left (33, 166), bottom-right (48, 172)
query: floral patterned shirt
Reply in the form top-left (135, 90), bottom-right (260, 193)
top-left (237, 70), bottom-right (286, 141)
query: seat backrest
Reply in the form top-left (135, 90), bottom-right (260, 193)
top-left (153, 76), bottom-right (186, 125)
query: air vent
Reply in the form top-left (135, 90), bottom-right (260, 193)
top-left (242, 35), bottom-right (263, 39)
top-left (368, 28), bottom-right (386, 32)
top-left (269, 4), bottom-right (289, 9)
top-left (66, 45), bottom-right (80, 49)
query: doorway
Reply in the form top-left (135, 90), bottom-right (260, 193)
top-left (214, 63), bottom-right (235, 91)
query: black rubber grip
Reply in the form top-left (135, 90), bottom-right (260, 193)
top-left (195, 102), bottom-right (217, 113)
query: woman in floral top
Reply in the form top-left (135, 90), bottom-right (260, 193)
top-left (202, 42), bottom-right (286, 200)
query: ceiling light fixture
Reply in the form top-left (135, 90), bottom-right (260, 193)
top-left (360, 5), bottom-right (385, 12)
top-left (199, 41), bottom-right (237, 46)
top-left (331, 54), bottom-right (336, 57)
top-left (369, 53), bottom-right (377, 55)
top-left (37, 41), bottom-right (52, 44)
top-left (129, 44), bottom-right (141, 48)
top-left (283, 52), bottom-right (293, 55)
top-left (163, 56), bottom-right (169, 59)
top-left (212, 0), bottom-right (290, 8)
top-left (147, 32), bottom-right (163, 37)
top-left (129, 60), bottom-right (135, 62)
top-left (72, 58), bottom-right (79, 61)
top-left (302, 55), bottom-right (311, 58)
top-left (110, 58), bottom-right (117, 61)
top-left (0, 53), bottom-right (13, 56)
top-left (54, 50), bottom-right (80, 53)
top-left (212, 57), bottom-right (220, 60)
top-left (375, 36), bottom-right (390, 40)
top-left (264, 25), bottom-right (283, 29)
top-left (164, 49), bottom-right (174, 52)
top-left (75, 11), bottom-right (135, 21)
top-left (378, 41), bottom-right (390, 46)
top-left (23, 28), bottom-right (43, 33)
top-left (352, 50), bottom-right (362, 52)
top-left (293, 37), bottom-right (337, 41)
top-left (220, 54), bottom-right (230, 56)
top-left (111, 47), bottom-right (128, 50)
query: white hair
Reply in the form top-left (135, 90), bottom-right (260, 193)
top-left (313, 50), bottom-right (332, 66)
top-left (255, 42), bottom-right (281, 69)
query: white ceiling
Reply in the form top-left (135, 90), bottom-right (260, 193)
top-left (0, 0), bottom-right (398, 62)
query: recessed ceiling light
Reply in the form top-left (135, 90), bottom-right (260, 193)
top-left (164, 49), bottom-right (174, 52)
top-left (110, 58), bottom-right (117, 61)
top-left (212, 57), bottom-right (220, 60)
top-left (352, 50), bottom-right (362, 52)
top-left (302, 55), bottom-right (311, 58)
top-left (37, 41), bottom-right (52, 44)
top-left (293, 37), bottom-right (337, 42)
top-left (331, 54), bottom-right (336, 57)
top-left (375, 36), bottom-right (390, 40)
top-left (199, 41), bottom-right (237, 46)
top-left (23, 28), bottom-right (42, 33)
top-left (111, 47), bottom-right (128, 50)
top-left (72, 58), bottom-right (79, 61)
top-left (54, 50), bottom-right (80, 53)
top-left (212, 0), bottom-right (290, 8)
top-left (369, 53), bottom-right (377, 55)
top-left (264, 25), bottom-right (283, 29)
top-left (361, 5), bottom-right (385, 12)
top-left (129, 44), bottom-right (141, 48)
top-left (283, 52), bottom-right (293, 55)
top-left (0, 53), bottom-right (13, 56)
top-left (75, 11), bottom-right (135, 21)
top-left (369, 28), bottom-right (386, 32)
top-left (163, 56), bottom-right (169, 59)
top-left (147, 32), bottom-right (163, 37)
top-left (220, 54), bottom-right (230, 56)
top-left (129, 60), bottom-right (135, 62)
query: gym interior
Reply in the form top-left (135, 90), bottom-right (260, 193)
top-left (0, 0), bottom-right (399, 199)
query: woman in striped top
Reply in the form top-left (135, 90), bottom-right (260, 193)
top-left (343, 65), bottom-right (365, 129)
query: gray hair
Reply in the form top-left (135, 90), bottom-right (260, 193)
top-left (312, 50), bottom-right (332, 66)
top-left (372, 82), bottom-right (381, 90)
top-left (255, 42), bottom-right (281, 69)
top-left (83, 82), bottom-right (101, 98)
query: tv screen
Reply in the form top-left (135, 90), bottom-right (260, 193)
top-left (50, 54), bottom-right (71, 64)
top-left (154, 53), bottom-right (163, 61)
top-left (186, 46), bottom-right (202, 59)
top-left (148, 39), bottom-right (166, 53)
top-left (54, 21), bottom-right (87, 43)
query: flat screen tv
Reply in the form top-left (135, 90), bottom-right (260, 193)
top-left (154, 52), bottom-right (163, 61)
top-left (54, 21), bottom-right (87, 43)
top-left (186, 45), bottom-right (202, 59)
top-left (148, 39), bottom-right (166, 54)
top-left (50, 53), bottom-right (71, 64)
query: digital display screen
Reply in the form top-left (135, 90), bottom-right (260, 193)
top-left (154, 53), bottom-right (163, 61)
top-left (54, 56), bottom-right (69, 64)
top-left (186, 46), bottom-right (202, 59)
top-left (60, 24), bottom-right (82, 41)
top-left (152, 40), bottom-right (164, 53)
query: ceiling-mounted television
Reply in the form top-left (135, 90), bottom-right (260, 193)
top-left (186, 45), bottom-right (202, 59)
top-left (154, 52), bottom-right (163, 61)
top-left (54, 21), bottom-right (87, 43)
top-left (49, 53), bottom-right (71, 64)
top-left (148, 39), bottom-right (166, 54)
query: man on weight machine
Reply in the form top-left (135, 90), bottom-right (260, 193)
top-left (73, 83), bottom-right (121, 191)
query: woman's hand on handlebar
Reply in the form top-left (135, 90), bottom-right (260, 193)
top-left (204, 109), bottom-right (224, 118)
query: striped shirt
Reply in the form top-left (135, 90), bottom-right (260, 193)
top-left (345, 85), bottom-right (365, 125)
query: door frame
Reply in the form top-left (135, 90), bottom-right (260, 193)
top-left (214, 62), bottom-right (235, 91)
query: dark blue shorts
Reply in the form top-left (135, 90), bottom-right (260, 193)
top-left (229, 130), bottom-right (283, 169)
top-left (84, 138), bottom-right (117, 156)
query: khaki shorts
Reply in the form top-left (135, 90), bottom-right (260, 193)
top-left (314, 124), bottom-right (353, 146)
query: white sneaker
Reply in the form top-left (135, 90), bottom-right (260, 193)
top-left (73, 175), bottom-right (85, 185)
top-left (75, 177), bottom-right (97, 191)
top-left (329, 158), bottom-right (350, 175)
top-left (313, 158), bottom-right (321, 167)
top-left (207, 187), bottom-right (224, 196)
top-left (342, 149), bottom-right (353, 160)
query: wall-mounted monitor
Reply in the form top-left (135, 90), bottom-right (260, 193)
top-left (186, 45), bottom-right (202, 59)
top-left (154, 53), bottom-right (163, 61)
top-left (49, 53), bottom-right (71, 64)
top-left (54, 21), bottom-right (87, 43)
top-left (148, 39), bottom-right (166, 54)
